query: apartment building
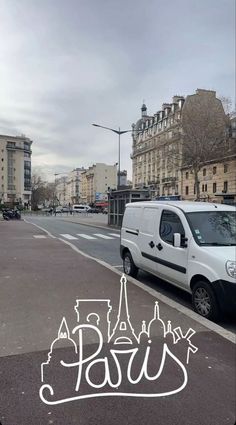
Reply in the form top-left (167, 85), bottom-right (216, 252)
top-left (0, 134), bottom-right (33, 207)
top-left (131, 97), bottom-right (184, 197)
top-left (84, 163), bottom-right (117, 205)
top-left (131, 89), bottom-right (235, 203)
top-left (55, 176), bottom-right (67, 205)
top-left (182, 157), bottom-right (236, 204)
top-left (55, 168), bottom-right (86, 205)
top-left (182, 113), bottom-right (236, 204)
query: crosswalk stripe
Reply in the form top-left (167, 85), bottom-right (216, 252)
top-left (34, 235), bottom-right (47, 239)
top-left (60, 234), bottom-right (78, 240)
top-left (93, 233), bottom-right (114, 240)
top-left (76, 234), bottom-right (97, 240)
top-left (108, 233), bottom-right (120, 238)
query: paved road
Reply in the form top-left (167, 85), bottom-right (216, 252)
top-left (0, 220), bottom-right (235, 425)
top-left (24, 215), bottom-right (236, 334)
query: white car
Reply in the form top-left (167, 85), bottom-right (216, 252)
top-left (72, 204), bottom-right (91, 213)
top-left (120, 201), bottom-right (236, 321)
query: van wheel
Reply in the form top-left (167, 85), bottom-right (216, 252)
top-left (192, 281), bottom-right (219, 321)
top-left (123, 252), bottom-right (138, 278)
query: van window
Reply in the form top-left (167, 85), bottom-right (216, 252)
top-left (160, 210), bottom-right (185, 244)
top-left (140, 208), bottom-right (157, 235)
top-left (186, 211), bottom-right (236, 246)
top-left (122, 207), bottom-right (141, 230)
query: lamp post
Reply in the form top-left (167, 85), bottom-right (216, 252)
top-left (92, 124), bottom-right (132, 189)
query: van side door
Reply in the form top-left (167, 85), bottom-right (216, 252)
top-left (156, 208), bottom-right (189, 289)
top-left (139, 207), bottom-right (160, 273)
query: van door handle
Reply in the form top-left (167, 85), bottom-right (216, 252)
top-left (156, 243), bottom-right (163, 251)
top-left (149, 241), bottom-right (155, 248)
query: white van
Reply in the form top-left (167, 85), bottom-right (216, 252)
top-left (120, 201), bottom-right (236, 320)
top-left (72, 204), bottom-right (91, 213)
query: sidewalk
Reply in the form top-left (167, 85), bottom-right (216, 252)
top-left (0, 220), bottom-right (235, 425)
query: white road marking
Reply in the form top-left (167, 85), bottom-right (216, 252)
top-left (93, 233), bottom-right (114, 239)
top-left (25, 219), bottom-right (236, 344)
top-left (77, 234), bottom-right (97, 240)
top-left (60, 234), bottom-right (78, 240)
top-left (33, 235), bottom-right (47, 239)
top-left (108, 233), bottom-right (120, 238)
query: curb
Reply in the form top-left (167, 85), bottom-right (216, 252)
top-left (61, 219), bottom-right (120, 232)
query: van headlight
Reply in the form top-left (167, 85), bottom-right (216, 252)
top-left (225, 261), bottom-right (236, 279)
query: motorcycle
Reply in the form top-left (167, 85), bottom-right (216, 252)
top-left (2, 209), bottom-right (21, 220)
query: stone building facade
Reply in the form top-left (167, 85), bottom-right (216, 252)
top-left (131, 96), bottom-right (184, 197)
top-left (131, 89), bottom-right (235, 203)
top-left (84, 163), bottom-right (117, 205)
top-left (182, 155), bottom-right (236, 204)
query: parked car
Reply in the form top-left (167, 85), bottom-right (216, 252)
top-left (155, 195), bottom-right (182, 201)
top-left (120, 201), bottom-right (236, 321)
top-left (72, 204), bottom-right (91, 213)
top-left (88, 207), bottom-right (101, 214)
top-left (61, 206), bottom-right (70, 213)
top-left (102, 208), bottom-right (108, 214)
top-left (54, 206), bottom-right (63, 214)
top-left (41, 207), bottom-right (53, 214)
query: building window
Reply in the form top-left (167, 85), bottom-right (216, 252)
top-left (213, 166), bottom-right (217, 175)
top-left (203, 168), bottom-right (206, 176)
top-left (213, 182), bottom-right (217, 193)
top-left (205, 184), bottom-right (207, 192)
top-left (224, 164), bottom-right (228, 173)
top-left (223, 181), bottom-right (228, 192)
top-left (202, 184), bottom-right (204, 192)
top-left (185, 186), bottom-right (189, 195)
top-left (185, 172), bottom-right (189, 179)
top-left (194, 184), bottom-right (196, 194)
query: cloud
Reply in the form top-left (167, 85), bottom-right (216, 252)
top-left (0, 0), bottom-right (234, 180)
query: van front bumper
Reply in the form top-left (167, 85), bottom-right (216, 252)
top-left (213, 279), bottom-right (236, 315)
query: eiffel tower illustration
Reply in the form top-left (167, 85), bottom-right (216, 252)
top-left (109, 274), bottom-right (138, 344)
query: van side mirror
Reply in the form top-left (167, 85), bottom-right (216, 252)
top-left (173, 233), bottom-right (188, 248)
top-left (173, 233), bottom-right (181, 247)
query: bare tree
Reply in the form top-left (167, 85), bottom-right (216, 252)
top-left (31, 174), bottom-right (54, 209)
top-left (219, 95), bottom-right (233, 115)
top-left (170, 90), bottom-right (227, 200)
top-left (31, 173), bottom-right (47, 210)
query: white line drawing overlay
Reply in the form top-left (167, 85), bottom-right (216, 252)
top-left (39, 274), bottom-right (198, 405)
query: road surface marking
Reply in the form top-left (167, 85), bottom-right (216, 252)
top-left (60, 234), bottom-right (78, 240)
top-left (76, 234), bottom-right (97, 240)
top-left (24, 219), bottom-right (236, 344)
top-left (108, 233), bottom-right (120, 237)
top-left (93, 233), bottom-right (114, 239)
top-left (33, 235), bottom-right (47, 239)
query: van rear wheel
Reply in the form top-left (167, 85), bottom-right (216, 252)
top-left (192, 281), bottom-right (219, 321)
top-left (123, 252), bottom-right (138, 278)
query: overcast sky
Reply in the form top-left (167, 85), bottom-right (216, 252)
top-left (0, 0), bottom-right (234, 180)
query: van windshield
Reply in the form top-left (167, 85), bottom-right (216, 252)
top-left (186, 211), bottom-right (236, 246)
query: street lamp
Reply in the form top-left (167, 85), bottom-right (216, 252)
top-left (92, 123), bottom-right (132, 189)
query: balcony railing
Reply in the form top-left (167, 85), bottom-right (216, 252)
top-left (162, 177), bottom-right (178, 183)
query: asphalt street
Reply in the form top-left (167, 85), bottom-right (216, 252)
top-left (23, 214), bottom-right (236, 334)
top-left (0, 219), bottom-right (235, 425)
